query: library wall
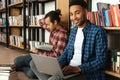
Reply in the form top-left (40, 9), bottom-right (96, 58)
top-left (107, 34), bottom-right (120, 51)
top-left (44, 1), bottom-right (55, 43)
top-left (56, 0), bottom-right (69, 31)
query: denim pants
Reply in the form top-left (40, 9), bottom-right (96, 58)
top-left (14, 54), bottom-right (37, 78)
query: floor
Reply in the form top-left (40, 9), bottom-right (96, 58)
top-left (0, 45), bottom-right (36, 80)
top-left (0, 45), bottom-right (28, 65)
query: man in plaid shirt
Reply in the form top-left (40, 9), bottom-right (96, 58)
top-left (58, 0), bottom-right (107, 80)
top-left (14, 9), bottom-right (68, 79)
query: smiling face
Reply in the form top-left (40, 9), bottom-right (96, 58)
top-left (70, 5), bottom-right (88, 28)
top-left (45, 17), bottom-right (57, 32)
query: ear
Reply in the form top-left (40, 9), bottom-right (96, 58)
top-left (85, 9), bottom-right (88, 15)
top-left (54, 20), bottom-right (58, 25)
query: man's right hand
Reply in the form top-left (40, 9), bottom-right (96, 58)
top-left (30, 48), bottom-right (39, 54)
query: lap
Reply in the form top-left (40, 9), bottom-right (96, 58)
top-left (63, 73), bottom-right (87, 80)
top-left (14, 54), bottom-right (32, 67)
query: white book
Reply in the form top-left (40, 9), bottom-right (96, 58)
top-left (0, 66), bottom-right (11, 71)
top-left (37, 44), bottom-right (53, 51)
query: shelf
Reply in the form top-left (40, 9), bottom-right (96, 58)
top-left (103, 27), bottom-right (120, 30)
top-left (0, 8), bottom-right (6, 12)
top-left (8, 2), bottom-right (24, 8)
top-left (9, 25), bottom-right (24, 28)
top-left (29, 25), bottom-right (40, 27)
top-left (105, 70), bottom-right (120, 78)
top-left (0, 41), bottom-right (6, 44)
top-left (9, 44), bottom-right (24, 49)
top-left (0, 26), bottom-right (6, 28)
top-left (30, 0), bottom-right (55, 3)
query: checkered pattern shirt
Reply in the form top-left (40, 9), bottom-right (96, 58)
top-left (58, 21), bottom-right (107, 80)
top-left (38, 27), bottom-right (68, 58)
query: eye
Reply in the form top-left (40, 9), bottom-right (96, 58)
top-left (70, 13), bottom-right (73, 16)
top-left (75, 11), bottom-right (80, 14)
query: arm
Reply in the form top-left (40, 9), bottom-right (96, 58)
top-left (36, 30), bottom-right (68, 58)
top-left (39, 19), bottom-right (50, 31)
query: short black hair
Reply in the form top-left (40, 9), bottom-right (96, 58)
top-left (69, 0), bottom-right (88, 9)
top-left (44, 9), bottom-right (61, 23)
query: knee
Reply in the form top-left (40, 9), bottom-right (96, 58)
top-left (14, 56), bottom-right (22, 66)
top-left (14, 54), bottom-right (31, 66)
top-left (25, 68), bottom-right (37, 79)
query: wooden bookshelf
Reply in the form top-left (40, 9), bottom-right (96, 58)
top-left (8, 2), bottom-right (23, 7)
top-left (105, 70), bottom-right (120, 78)
top-left (103, 27), bottom-right (120, 30)
top-left (9, 25), bottom-right (24, 28)
top-left (0, 8), bottom-right (5, 12)
top-left (0, 26), bottom-right (6, 28)
top-left (0, 41), bottom-right (6, 43)
top-left (9, 44), bottom-right (24, 49)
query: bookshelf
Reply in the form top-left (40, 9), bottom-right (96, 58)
top-left (105, 70), bottom-right (120, 78)
top-left (91, 0), bottom-right (120, 79)
top-left (0, 0), bottom-right (7, 45)
top-left (103, 27), bottom-right (120, 30)
top-left (0, 0), bottom-right (69, 51)
top-left (7, 0), bottom-right (27, 49)
top-left (27, 0), bottom-right (56, 50)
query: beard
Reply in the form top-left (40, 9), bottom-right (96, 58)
top-left (74, 18), bottom-right (87, 27)
top-left (72, 13), bottom-right (87, 27)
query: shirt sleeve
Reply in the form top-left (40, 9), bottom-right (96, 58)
top-left (39, 19), bottom-right (50, 31)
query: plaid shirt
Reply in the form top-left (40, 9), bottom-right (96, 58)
top-left (58, 21), bottom-right (107, 80)
top-left (38, 27), bottom-right (68, 58)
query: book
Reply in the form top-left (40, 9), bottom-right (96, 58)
top-left (0, 71), bottom-right (10, 80)
top-left (0, 66), bottom-right (11, 80)
top-left (97, 2), bottom-right (110, 26)
top-left (0, 66), bottom-right (12, 71)
top-left (37, 44), bottom-right (53, 51)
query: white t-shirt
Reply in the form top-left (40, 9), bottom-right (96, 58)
top-left (69, 28), bottom-right (84, 66)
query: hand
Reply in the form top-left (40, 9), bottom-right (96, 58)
top-left (62, 65), bottom-right (81, 75)
top-left (39, 19), bottom-right (45, 27)
top-left (30, 48), bottom-right (39, 54)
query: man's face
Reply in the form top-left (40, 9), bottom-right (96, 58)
top-left (45, 17), bottom-right (56, 32)
top-left (70, 5), bottom-right (87, 27)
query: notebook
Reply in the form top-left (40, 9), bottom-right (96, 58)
top-left (37, 44), bottom-right (53, 51)
top-left (30, 53), bottom-right (79, 79)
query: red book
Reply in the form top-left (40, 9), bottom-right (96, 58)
top-left (115, 4), bottom-right (120, 27)
top-left (110, 5), bottom-right (116, 26)
top-left (96, 11), bottom-right (100, 26)
top-left (108, 10), bottom-right (113, 26)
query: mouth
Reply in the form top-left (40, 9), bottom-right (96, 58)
top-left (73, 20), bottom-right (79, 25)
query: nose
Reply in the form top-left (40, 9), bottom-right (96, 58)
top-left (71, 14), bottom-right (77, 20)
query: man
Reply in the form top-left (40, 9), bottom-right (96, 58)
top-left (58, 0), bottom-right (108, 80)
top-left (14, 9), bottom-right (68, 79)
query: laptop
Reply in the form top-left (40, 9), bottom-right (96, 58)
top-left (30, 53), bottom-right (79, 79)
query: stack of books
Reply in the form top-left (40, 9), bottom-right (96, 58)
top-left (0, 65), bottom-right (12, 80)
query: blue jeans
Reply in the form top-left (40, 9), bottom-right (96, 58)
top-left (14, 54), bottom-right (37, 79)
